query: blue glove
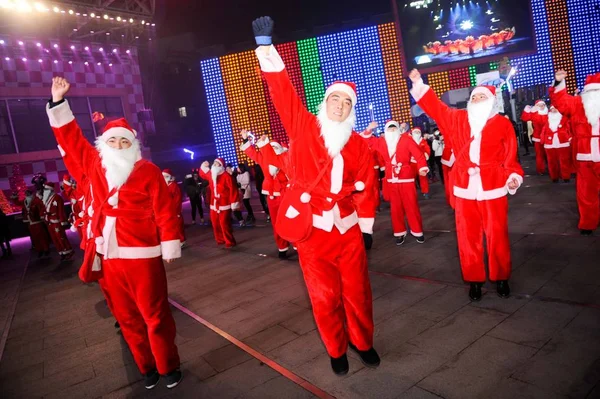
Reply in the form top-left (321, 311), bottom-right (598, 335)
top-left (252, 16), bottom-right (274, 46)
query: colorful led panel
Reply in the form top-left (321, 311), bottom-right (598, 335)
top-left (546, 0), bottom-right (577, 92)
top-left (427, 71), bottom-right (451, 97)
top-left (448, 68), bottom-right (471, 90)
top-left (297, 38), bottom-right (325, 115)
top-left (566, 0), bottom-right (600, 90)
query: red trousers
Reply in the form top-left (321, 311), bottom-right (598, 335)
top-left (98, 278), bottom-right (115, 314)
top-left (102, 256), bottom-right (179, 375)
top-left (576, 162), bottom-right (600, 231)
top-left (442, 165), bottom-right (455, 209)
top-left (455, 197), bottom-right (511, 282)
top-left (297, 225), bottom-right (373, 358)
top-left (29, 223), bottom-right (50, 252)
top-left (546, 147), bottom-right (572, 181)
top-left (267, 196), bottom-right (289, 251)
top-left (210, 209), bottom-right (236, 247)
top-left (534, 142), bottom-right (547, 175)
top-left (411, 164), bottom-right (429, 194)
top-left (47, 222), bottom-right (73, 255)
top-left (389, 182), bottom-right (424, 237)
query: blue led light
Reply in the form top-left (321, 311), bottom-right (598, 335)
top-left (566, 0), bottom-right (600, 90)
top-left (200, 58), bottom-right (237, 165)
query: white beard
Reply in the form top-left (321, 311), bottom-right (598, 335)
top-left (317, 101), bottom-right (356, 158)
top-left (467, 97), bottom-right (496, 138)
top-left (537, 107), bottom-right (549, 116)
top-left (581, 90), bottom-right (600, 127)
top-left (268, 165), bottom-right (279, 177)
top-left (384, 130), bottom-right (401, 157)
top-left (412, 133), bottom-right (422, 144)
top-left (42, 189), bottom-right (53, 204)
top-left (211, 165), bottom-right (224, 196)
top-left (548, 112), bottom-right (562, 132)
top-left (96, 139), bottom-right (142, 189)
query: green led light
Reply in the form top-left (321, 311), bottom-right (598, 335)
top-left (297, 38), bottom-right (325, 115)
top-left (468, 65), bottom-right (477, 86)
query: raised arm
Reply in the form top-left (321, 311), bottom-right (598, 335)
top-left (549, 70), bottom-right (578, 118)
top-left (199, 161), bottom-right (211, 181)
top-left (359, 122), bottom-right (387, 158)
top-left (239, 129), bottom-right (264, 165)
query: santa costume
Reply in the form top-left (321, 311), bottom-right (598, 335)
top-left (253, 16), bottom-right (380, 374)
top-left (550, 72), bottom-right (600, 234)
top-left (410, 127), bottom-right (432, 198)
top-left (46, 81), bottom-right (183, 389)
top-left (199, 158), bottom-right (240, 247)
top-left (14, 191), bottom-right (50, 257)
top-left (440, 138), bottom-right (456, 208)
top-left (42, 181), bottom-right (74, 260)
top-left (361, 121), bottom-right (429, 244)
top-left (543, 107), bottom-right (573, 182)
top-left (411, 78), bottom-right (524, 301)
top-left (521, 100), bottom-right (548, 175)
top-left (241, 137), bottom-right (291, 257)
top-left (162, 169), bottom-right (186, 245)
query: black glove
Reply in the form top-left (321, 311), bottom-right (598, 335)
top-left (362, 233), bottom-right (373, 250)
top-left (252, 16), bottom-right (274, 46)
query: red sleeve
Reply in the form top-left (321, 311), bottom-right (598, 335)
top-left (241, 142), bottom-right (263, 165)
top-left (258, 140), bottom-right (289, 173)
top-left (56, 198), bottom-right (68, 225)
top-left (549, 84), bottom-right (577, 118)
top-left (227, 175), bottom-right (241, 209)
top-left (148, 165), bottom-right (182, 258)
top-left (199, 165), bottom-right (210, 181)
top-left (411, 82), bottom-right (463, 143)
top-left (521, 109), bottom-right (532, 122)
top-left (409, 140), bottom-right (428, 170)
top-left (353, 140), bottom-right (378, 234)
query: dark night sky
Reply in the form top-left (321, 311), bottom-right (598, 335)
top-left (155, 0), bottom-right (394, 47)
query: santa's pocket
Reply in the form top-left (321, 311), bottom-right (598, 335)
top-left (276, 189), bottom-right (313, 243)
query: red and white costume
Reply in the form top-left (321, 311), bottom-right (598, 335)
top-left (410, 128), bottom-right (431, 195)
top-left (411, 82), bottom-right (524, 282)
top-left (42, 182), bottom-right (74, 257)
top-left (163, 169), bottom-right (186, 244)
top-left (199, 158), bottom-right (240, 247)
top-left (521, 100), bottom-right (548, 175)
top-left (550, 74), bottom-right (600, 231)
top-left (543, 109), bottom-right (573, 181)
top-left (16, 195), bottom-right (50, 253)
top-left (241, 139), bottom-right (290, 252)
top-left (47, 101), bottom-right (181, 376)
top-left (361, 121), bottom-right (428, 238)
top-left (258, 45), bottom-right (378, 358)
top-left (441, 138), bottom-right (456, 208)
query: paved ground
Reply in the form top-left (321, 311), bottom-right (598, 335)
top-left (0, 155), bottom-right (599, 399)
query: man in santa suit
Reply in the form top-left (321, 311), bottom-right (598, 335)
top-left (521, 99), bottom-right (548, 175)
top-left (199, 158), bottom-right (240, 248)
top-left (440, 134), bottom-right (456, 208)
top-left (42, 181), bottom-right (74, 260)
top-left (409, 69), bottom-right (524, 301)
top-left (46, 77), bottom-right (183, 390)
top-left (252, 16), bottom-right (380, 375)
top-left (239, 130), bottom-right (291, 258)
top-left (60, 173), bottom-right (85, 240)
top-left (361, 121), bottom-right (429, 245)
top-left (542, 106), bottom-right (573, 183)
top-left (550, 70), bottom-right (600, 235)
top-left (410, 127), bottom-right (432, 199)
top-left (13, 189), bottom-right (50, 258)
top-left (162, 169), bottom-right (186, 246)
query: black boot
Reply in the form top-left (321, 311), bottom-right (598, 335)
top-left (278, 250), bottom-right (288, 259)
top-left (497, 280), bottom-right (510, 298)
top-left (395, 236), bottom-right (405, 246)
top-left (330, 354), bottom-right (349, 375)
top-left (362, 233), bottom-right (373, 250)
top-left (580, 229), bottom-right (593, 236)
top-left (348, 343), bottom-right (381, 368)
top-left (469, 283), bottom-right (483, 302)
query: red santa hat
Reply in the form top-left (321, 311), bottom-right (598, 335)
top-left (584, 72), bottom-right (600, 91)
top-left (62, 173), bottom-right (72, 186)
top-left (44, 181), bottom-right (55, 190)
top-left (162, 168), bottom-right (174, 180)
top-left (324, 81), bottom-right (358, 106)
top-left (471, 85), bottom-right (497, 99)
top-left (100, 118), bottom-right (137, 142)
top-left (214, 158), bottom-right (225, 167)
top-left (535, 99), bottom-right (546, 106)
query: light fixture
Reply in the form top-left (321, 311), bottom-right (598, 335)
top-left (4, 57), bottom-right (9, 61)
top-left (53, 6), bottom-right (59, 12)
top-left (53, 44), bottom-right (58, 48)
top-left (38, 59), bottom-right (43, 62)
top-left (70, 45), bottom-right (75, 49)
top-left (126, 49), bottom-right (130, 54)
top-left (0, 40), bottom-right (4, 44)
top-left (151, 23), bottom-right (155, 26)
top-left (22, 57), bottom-right (27, 62)
top-left (112, 48), bottom-right (117, 53)
top-left (36, 42), bottom-right (41, 47)
top-left (106, 32), bottom-right (110, 35)
top-left (90, 12), bottom-right (95, 17)
top-left (99, 47), bottom-right (103, 51)
top-left (103, 14), bottom-right (108, 19)
top-left (68, 60), bottom-right (73, 64)
top-left (53, 60), bottom-right (58, 63)
top-left (141, 20), bottom-right (145, 24)
top-left (18, 41), bottom-right (24, 45)
top-left (68, 9), bottom-right (73, 14)
top-left (97, 62), bottom-right (101, 65)
top-left (84, 61), bottom-right (88, 65)
top-left (116, 16), bottom-right (121, 21)
top-left (84, 46), bottom-right (89, 50)
top-left (129, 18), bottom-right (133, 23)
top-left (73, 28), bottom-right (77, 31)
top-left (90, 30), bottom-right (94, 33)
top-left (109, 63), bottom-right (112, 66)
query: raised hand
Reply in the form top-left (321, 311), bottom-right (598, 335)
top-left (241, 129), bottom-right (248, 140)
top-left (252, 16), bottom-right (274, 46)
top-left (366, 121), bottom-right (378, 132)
top-left (259, 134), bottom-right (268, 142)
top-left (409, 69), bottom-right (421, 84)
top-left (555, 70), bottom-right (567, 82)
top-left (51, 76), bottom-right (70, 103)
top-left (201, 161), bottom-right (210, 169)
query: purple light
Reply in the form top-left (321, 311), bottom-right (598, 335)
top-left (84, 46), bottom-right (89, 51)
top-left (4, 57), bottom-right (9, 61)
top-left (99, 47), bottom-right (103, 51)
top-left (53, 60), bottom-right (58, 64)
top-left (126, 49), bottom-right (130, 54)
top-left (109, 63), bottom-right (113, 66)
top-left (18, 41), bottom-right (24, 45)
top-left (112, 48), bottom-right (117, 53)
top-left (21, 57), bottom-right (27, 62)
top-left (36, 42), bottom-right (41, 47)
top-left (97, 62), bottom-right (101, 65)
top-left (68, 61), bottom-right (73, 64)
top-left (53, 44), bottom-right (59, 48)
top-left (38, 59), bottom-right (43, 63)
top-left (0, 40), bottom-right (4, 44)
top-left (84, 61), bottom-right (89, 65)
top-left (70, 45), bottom-right (75, 50)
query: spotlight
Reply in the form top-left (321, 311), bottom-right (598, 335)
top-left (53, 60), bottom-right (58, 63)
top-left (129, 18), bottom-right (133, 23)
top-left (460, 20), bottom-right (474, 30)
top-left (84, 61), bottom-right (88, 65)
top-left (53, 6), bottom-right (59, 12)
top-left (18, 41), bottom-right (24, 45)
top-left (151, 23), bottom-right (155, 26)
top-left (103, 14), bottom-right (108, 19)
top-left (0, 40), bottom-right (4, 44)
top-left (68, 9), bottom-right (73, 14)
top-left (90, 12), bottom-right (95, 17)
top-left (97, 62), bottom-right (101, 65)
top-left (53, 43), bottom-right (58, 48)
top-left (106, 32), bottom-right (110, 35)
top-left (99, 47), bottom-right (103, 51)
top-left (135, 36), bottom-right (139, 39)
top-left (36, 42), bottom-right (41, 47)
top-left (109, 63), bottom-right (112, 66)
top-left (76, 12), bottom-right (80, 15)
top-left (90, 30), bottom-right (94, 33)
top-left (38, 59), bottom-right (42, 63)
top-left (112, 48), bottom-right (117, 53)
top-left (4, 57), bottom-right (9, 61)
top-left (116, 16), bottom-right (121, 21)
top-left (141, 20), bottom-right (145, 24)
top-left (34, 3), bottom-right (49, 12)
top-left (68, 60), bottom-right (72, 64)
top-left (22, 57), bottom-right (27, 62)
top-left (126, 49), bottom-right (130, 54)
top-left (73, 28), bottom-right (77, 31)
top-left (70, 45), bottom-right (75, 49)
top-left (84, 46), bottom-right (89, 50)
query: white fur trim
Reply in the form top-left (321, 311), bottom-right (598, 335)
top-left (411, 231), bottom-right (424, 237)
top-left (200, 164), bottom-right (210, 174)
top-left (70, 198), bottom-right (76, 204)
top-left (468, 167), bottom-right (480, 176)
top-left (57, 145), bottom-right (66, 157)
top-left (523, 105), bottom-right (533, 113)
top-left (70, 225), bottom-right (77, 233)
top-left (46, 100), bottom-right (75, 128)
top-left (584, 83), bottom-right (600, 91)
top-left (544, 142), bottom-right (570, 149)
top-left (394, 231), bottom-right (407, 237)
top-left (387, 178), bottom-right (415, 184)
top-left (300, 192), bottom-right (311, 203)
top-left (255, 45), bottom-right (285, 73)
top-left (472, 86), bottom-right (494, 99)
top-left (354, 181), bottom-right (365, 191)
top-left (161, 240), bottom-right (181, 260)
top-left (325, 83), bottom-right (357, 106)
top-left (107, 192), bottom-right (119, 207)
top-left (535, 100), bottom-right (546, 106)
top-left (454, 185), bottom-right (508, 201)
top-left (95, 236), bottom-right (104, 246)
top-left (506, 173), bottom-right (523, 195)
top-left (410, 79), bottom-right (430, 102)
top-left (78, 211), bottom-right (84, 218)
top-left (419, 167), bottom-right (429, 174)
top-left (256, 137), bottom-right (270, 148)
top-left (231, 202), bottom-right (240, 210)
top-left (531, 138), bottom-right (541, 143)
top-left (101, 126), bottom-right (136, 142)
top-left (358, 217), bottom-right (374, 235)
top-left (554, 80), bottom-right (566, 93)
top-left (240, 140), bottom-right (252, 151)
top-left (285, 205), bottom-right (300, 219)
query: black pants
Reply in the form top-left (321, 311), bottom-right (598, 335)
top-left (434, 156), bottom-right (444, 184)
top-left (190, 197), bottom-right (203, 221)
top-left (259, 194), bottom-right (269, 215)
top-left (243, 198), bottom-right (254, 218)
top-left (521, 132), bottom-right (530, 154)
top-left (427, 156), bottom-right (437, 179)
top-left (0, 235), bottom-right (11, 257)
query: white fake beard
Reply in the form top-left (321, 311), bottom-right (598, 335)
top-left (581, 90), bottom-right (600, 127)
top-left (412, 133), bottom-right (422, 144)
top-left (268, 165), bottom-right (279, 177)
top-left (384, 129), bottom-right (401, 157)
top-left (42, 189), bottom-right (53, 204)
top-left (467, 97), bottom-right (496, 138)
top-left (96, 139), bottom-right (142, 189)
top-left (548, 111), bottom-right (562, 132)
top-left (211, 165), bottom-right (224, 186)
top-left (537, 107), bottom-right (549, 116)
top-left (317, 101), bottom-right (356, 158)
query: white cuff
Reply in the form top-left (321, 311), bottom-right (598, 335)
top-left (46, 100), bottom-right (75, 128)
top-left (255, 45), bottom-right (285, 73)
top-left (161, 239), bottom-right (181, 260)
top-left (554, 80), bottom-right (566, 93)
top-left (200, 164), bottom-right (210, 174)
top-left (256, 137), bottom-right (270, 148)
top-left (359, 131), bottom-right (373, 138)
top-left (524, 106), bottom-right (532, 113)
top-left (240, 140), bottom-right (252, 151)
top-left (506, 173), bottom-right (523, 195)
top-left (410, 79), bottom-right (430, 102)
top-left (419, 167), bottom-right (429, 174)
top-left (57, 145), bottom-right (66, 157)
top-left (358, 217), bottom-right (374, 235)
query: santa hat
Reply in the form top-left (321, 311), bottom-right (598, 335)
top-left (162, 168), bottom-right (174, 181)
top-left (471, 85), bottom-right (497, 99)
top-left (100, 118), bottom-right (137, 142)
top-left (214, 158), bottom-right (225, 167)
top-left (62, 174), bottom-right (72, 186)
top-left (412, 127), bottom-right (422, 134)
top-left (385, 120), bottom-right (400, 131)
top-left (44, 182), bottom-right (55, 190)
top-left (324, 81), bottom-right (358, 106)
top-left (535, 99), bottom-right (546, 106)
top-left (584, 72), bottom-right (600, 91)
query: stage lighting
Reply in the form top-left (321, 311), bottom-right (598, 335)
top-left (53, 60), bottom-right (58, 63)
top-left (116, 16), bottom-right (121, 21)
top-left (70, 45), bottom-right (75, 49)
top-left (38, 59), bottom-right (42, 62)
top-left (53, 44), bottom-right (58, 48)
top-left (53, 6), bottom-right (59, 13)
top-left (68, 9), bottom-right (73, 14)
top-left (90, 30), bottom-right (94, 33)
top-left (34, 3), bottom-right (48, 12)
top-left (21, 57), bottom-right (26, 62)
top-left (97, 62), bottom-right (101, 65)
top-left (84, 61), bottom-right (88, 65)
top-left (73, 28), bottom-right (77, 31)
top-left (151, 23), bottom-right (155, 26)
top-left (99, 47), bottom-right (103, 51)
top-left (18, 41), bottom-right (24, 45)
top-left (90, 12), bottom-right (95, 17)
top-left (183, 148), bottom-right (194, 160)
top-left (4, 57), bottom-right (9, 61)
top-left (103, 14), bottom-right (108, 19)
top-left (84, 46), bottom-right (89, 50)
top-left (0, 40), bottom-right (4, 44)
top-left (486, 10), bottom-right (493, 15)
top-left (106, 32), bottom-right (110, 35)
top-left (109, 63), bottom-right (112, 66)
top-left (129, 18), bottom-right (133, 23)
top-left (112, 49), bottom-right (117, 53)
top-left (460, 20), bottom-right (474, 30)
top-left (126, 49), bottom-right (130, 54)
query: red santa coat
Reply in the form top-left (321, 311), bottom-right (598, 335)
top-left (167, 182), bottom-right (183, 215)
top-left (47, 100), bottom-right (182, 260)
top-left (521, 108), bottom-right (547, 143)
top-left (441, 138), bottom-right (455, 167)
top-left (44, 192), bottom-right (68, 226)
top-left (411, 139), bottom-right (431, 165)
top-left (543, 114), bottom-right (572, 149)
top-left (198, 167), bottom-right (240, 212)
top-left (241, 141), bottom-right (289, 197)
top-left (17, 196), bottom-right (50, 252)
top-left (257, 51), bottom-right (377, 235)
top-left (412, 83), bottom-right (524, 200)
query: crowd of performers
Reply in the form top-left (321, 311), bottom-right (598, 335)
top-left (6, 16), bottom-right (598, 388)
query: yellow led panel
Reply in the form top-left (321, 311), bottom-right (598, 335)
top-left (546, 0), bottom-right (576, 93)
top-left (427, 71), bottom-right (451, 97)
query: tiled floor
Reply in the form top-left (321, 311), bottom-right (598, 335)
top-left (0, 155), bottom-right (599, 398)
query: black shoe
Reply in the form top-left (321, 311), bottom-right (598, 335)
top-left (552, 179), bottom-right (559, 183)
top-left (330, 354), bottom-right (349, 375)
top-left (38, 251), bottom-right (43, 258)
top-left (469, 283), bottom-right (483, 302)
top-left (395, 236), bottom-right (405, 246)
top-left (349, 343), bottom-right (381, 368)
top-left (497, 280), bottom-right (510, 298)
top-left (278, 250), bottom-right (288, 259)
top-left (144, 370), bottom-right (159, 390)
top-left (580, 229), bottom-right (593, 236)
top-left (415, 235), bottom-right (425, 244)
top-left (114, 321), bottom-right (120, 329)
top-left (563, 179), bottom-right (570, 183)
top-left (165, 369), bottom-right (183, 389)
top-left (362, 233), bottom-right (373, 250)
